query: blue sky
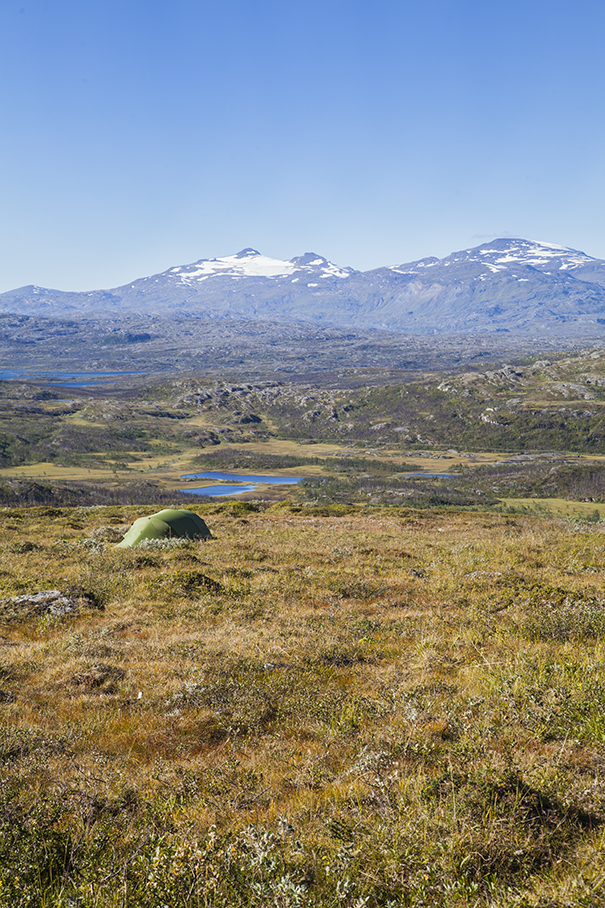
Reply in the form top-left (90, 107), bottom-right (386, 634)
top-left (1, 0), bottom-right (604, 292)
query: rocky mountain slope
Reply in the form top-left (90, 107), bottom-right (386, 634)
top-left (3, 239), bottom-right (605, 336)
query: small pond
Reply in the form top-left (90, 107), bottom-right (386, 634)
top-left (178, 471), bottom-right (461, 497)
top-left (180, 471), bottom-right (303, 498)
top-left (182, 484), bottom-right (258, 497)
top-left (181, 471), bottom-right (302, 485)
top-left (0, 370), bottom-right (166, 387)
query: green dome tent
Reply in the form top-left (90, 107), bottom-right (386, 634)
top-left (116, 509), bottom-right (212, 548)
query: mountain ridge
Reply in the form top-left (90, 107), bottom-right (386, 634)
top-left (3, 238), bottom-right (605, 336)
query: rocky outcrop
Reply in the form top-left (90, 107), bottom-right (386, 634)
top-left (0, 589), bottom-right (100, 620)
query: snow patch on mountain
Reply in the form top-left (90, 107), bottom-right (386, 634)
top-left (474, 239), bottom-right (594, 271)
top-left (169, 249), bottom-right (352, 284)
top-left (171, 250), bottom-right (296, 282)
top-left (389, 258), bottom-right (439, 275)
top-left (288, 253), bottom-right (353, 279)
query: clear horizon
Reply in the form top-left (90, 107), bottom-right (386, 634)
top-left (2, 0), bottom-right (604, 293)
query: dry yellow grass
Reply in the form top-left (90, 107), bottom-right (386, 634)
top-left (2, 504), bottom-right (605, 905)
top-left (496, 497), bottom-right (605, 519)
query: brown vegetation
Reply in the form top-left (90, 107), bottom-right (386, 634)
top-left (1, 503), bottom-right (605, 905)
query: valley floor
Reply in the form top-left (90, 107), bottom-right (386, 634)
top-left (3, 350), bottom-right (605, 903)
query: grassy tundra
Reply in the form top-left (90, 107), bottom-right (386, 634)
top-left (1, 502), bottom-right (605, 906)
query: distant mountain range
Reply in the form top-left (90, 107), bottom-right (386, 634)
top-left (3, 238), bottom-right (605, 335)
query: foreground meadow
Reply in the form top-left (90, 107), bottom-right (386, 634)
top-left (1, 503), bottom-right (605, 906)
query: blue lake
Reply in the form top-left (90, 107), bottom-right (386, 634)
top-left (182, 484), bottom-right (258, 497)
top-left (0, 370), bottom-right (166, 387)
top-left (178, 471), bottom-right (459, 498)
top-left (180, 472), bottom-right (303, 498)
top-left (181, 471), bottom-right (302, 485)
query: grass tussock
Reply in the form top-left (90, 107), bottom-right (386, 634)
top-left (1, 505), bottom-right (605, 905)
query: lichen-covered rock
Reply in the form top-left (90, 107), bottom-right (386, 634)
top-left (0, 589), bottom-right (79, 620)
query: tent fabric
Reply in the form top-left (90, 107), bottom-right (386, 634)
top-left (116, 509), bottom-right (212, 548)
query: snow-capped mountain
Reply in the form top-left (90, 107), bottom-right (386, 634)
top-left (3, 239), bottom-right (605, 335)
top-left (168, 248), bottom-right (354, 283)
top-left (390, 238), bottom-right (599, 277)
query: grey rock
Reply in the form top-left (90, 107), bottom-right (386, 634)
top-left (0, 589), bottom-right (78, 617)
